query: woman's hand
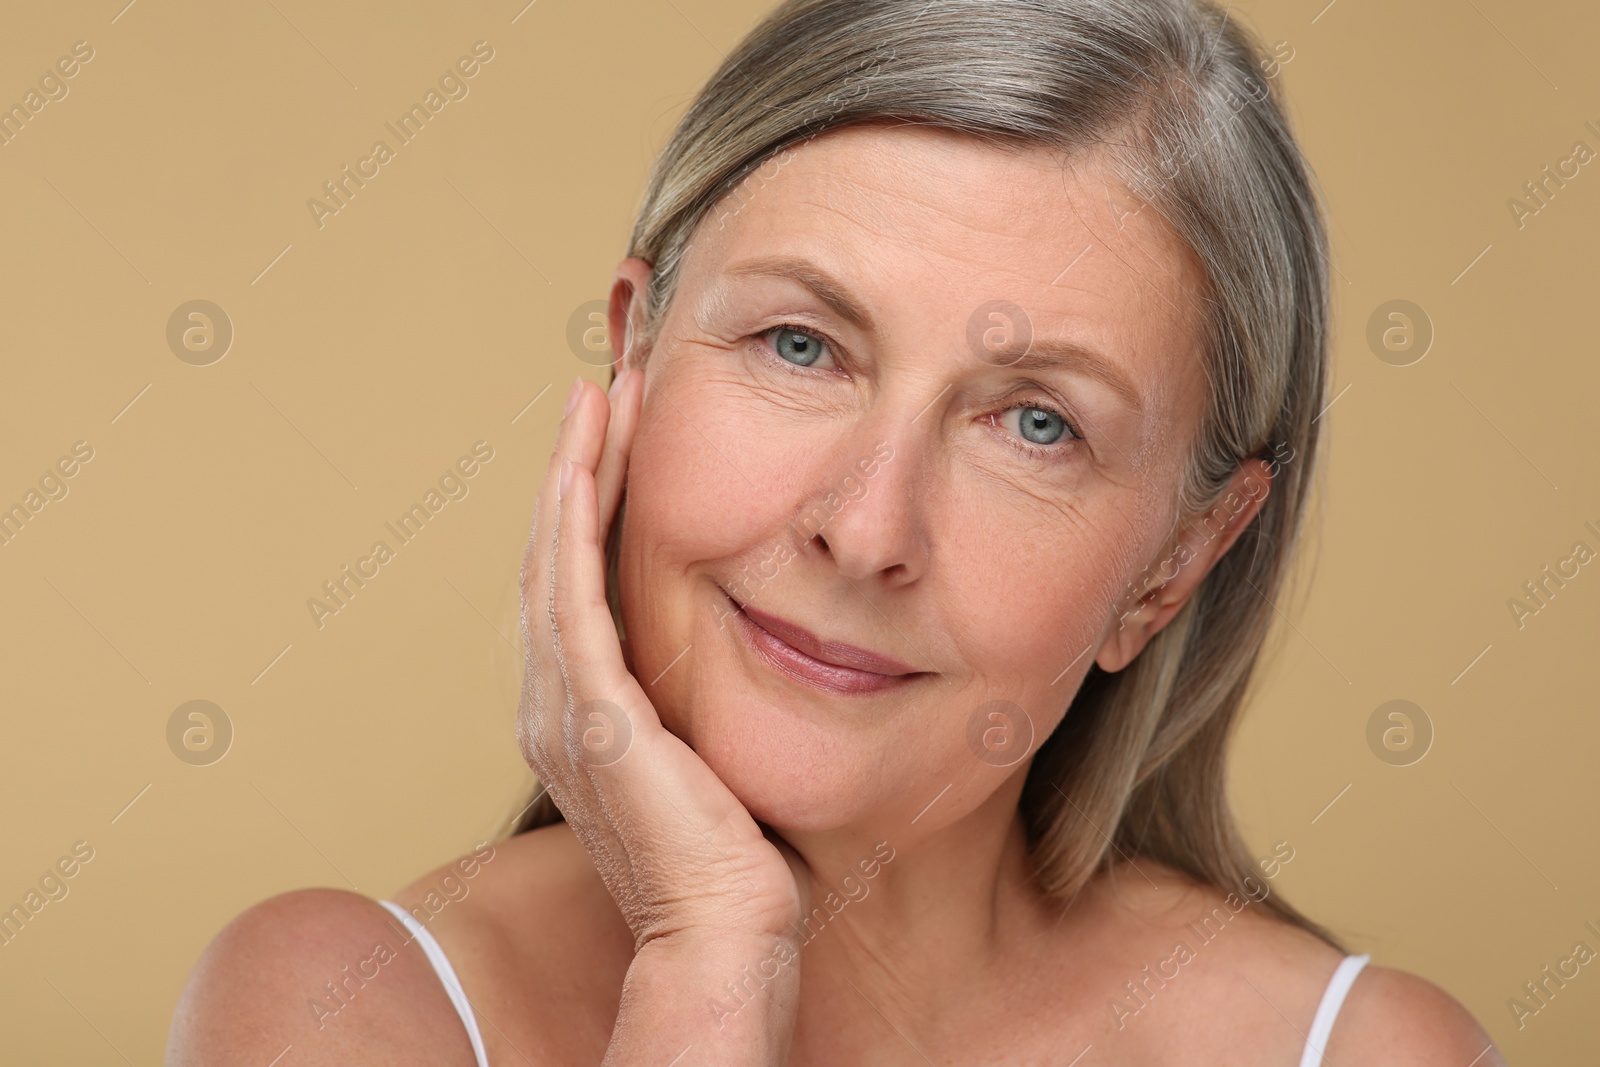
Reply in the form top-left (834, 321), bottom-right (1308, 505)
top-left (516, 369), bottom-right (806, 952)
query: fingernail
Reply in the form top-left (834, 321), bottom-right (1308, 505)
top-left (607, 367), bottom-right (628, 402)
top-left (558, 456), bottom-right (573, 501)
top-left (564, 375), bottom-right (583, 417)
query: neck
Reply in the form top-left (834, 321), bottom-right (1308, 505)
top-left (778, 771), bottom-right (1055, 1015)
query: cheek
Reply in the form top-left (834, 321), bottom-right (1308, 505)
top-left (615, 374), bottom-right (815, 688)
top-left (925, 474), bottom-right (1175, 785)
top-left (937, 500), bottom-right (1118, 692)
top-left (621, 371), bottom-right (818, 559)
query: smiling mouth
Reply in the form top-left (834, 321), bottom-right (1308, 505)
top-left (720, 589), bottom-right (925, 696)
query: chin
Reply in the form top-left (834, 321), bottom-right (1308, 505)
top-left (684, 691), bottom-right (879, 834)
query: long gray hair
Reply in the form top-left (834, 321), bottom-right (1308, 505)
top-left (510, 0), bottom-right (1338, 946)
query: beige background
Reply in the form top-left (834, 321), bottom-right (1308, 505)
top-left (0, 0), bottom-right (1595, 1062)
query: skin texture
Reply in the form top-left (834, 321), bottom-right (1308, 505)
top-left (166, 124), bottom-right (1504, 1066)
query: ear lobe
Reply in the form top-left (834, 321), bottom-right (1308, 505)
top-left (1093, 457), bottom-right (1275, 674)
top-left (1094, 594), bottom-right (1153, 674)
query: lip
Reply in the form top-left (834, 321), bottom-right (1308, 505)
top-left (724, 594), bottom-right (923, 695)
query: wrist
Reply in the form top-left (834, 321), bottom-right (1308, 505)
top-left (603, 931), bottom-right (802, 1067)
top-left (636, 928), bottom-right (804, 1016)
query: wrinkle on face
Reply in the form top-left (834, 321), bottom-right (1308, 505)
top-left (617, 122), bottom-right (1220, 836)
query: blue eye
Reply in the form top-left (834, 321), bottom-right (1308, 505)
top-left (1017, 406), bottom-right (1066, 444)
top-left (771, 326), bottom-right (827, 367)
top-left (995, 403), bottom-right (1079, 456)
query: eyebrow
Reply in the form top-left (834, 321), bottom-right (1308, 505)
top-left (1002, 340), bottom-right (1146, 416)
top-left (723, 255), bottom-right (876, 333)
top-left (719, 254), bottom-right (1146, 416)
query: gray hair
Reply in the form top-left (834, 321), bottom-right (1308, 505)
top-left (516, 0), bottom-right (1337, 945)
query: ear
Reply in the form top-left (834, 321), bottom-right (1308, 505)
top-left (606, 257), bottom-right (654, 377)
top-left (603, 258), bottom-right (650, 671)
top-left (1095, 456), bottom-right (1275, 674)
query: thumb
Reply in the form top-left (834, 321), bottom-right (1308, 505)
top-left (762, 825), bottom-right (813, 922)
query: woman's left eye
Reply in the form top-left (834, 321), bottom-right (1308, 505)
top-left (762, 325), bottom-right (832, 368)
top-left (997, 405), bottom-right (1077, 450)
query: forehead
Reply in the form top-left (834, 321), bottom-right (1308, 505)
top-left (675, 123), bottom-right (1211, 424)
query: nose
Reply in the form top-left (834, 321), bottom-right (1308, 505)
top-left (794, 424), bottom-right (929, 586)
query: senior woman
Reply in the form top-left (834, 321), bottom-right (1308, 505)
top-left (169, 0), bottom-right (1503, 1063)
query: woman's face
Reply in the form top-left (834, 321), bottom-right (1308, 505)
top-left (613, 123), bottom-right (1240, 838)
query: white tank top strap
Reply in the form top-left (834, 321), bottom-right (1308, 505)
top-left (1297, 953), bottom-right (1371, 1067)
top-left (378, 899), bottom-right (491, 1067)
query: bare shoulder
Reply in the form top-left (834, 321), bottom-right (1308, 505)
top-left (389, 821), bottom-right (631, 972)
top-left (1328, 965), bottom-right (1504, 1066)
top-left (166, 886), bottom-right (483, 1066)
top-left (1078, 858), bottom-right (1499, 1063)
top-left (393, 820), bottom-right (615, 931)
top-left (384, 822), bottom-right (634, 1065)
top-left (1091, 855), bottom-right (1350, 979)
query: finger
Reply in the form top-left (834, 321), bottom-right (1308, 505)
top-left (561, 376), bottom-right (610, 477)
top-left (763, 824), bottom-right (814, 918)
top-left (520, 447), bottom-right (566, 603)
top-left (517, 453), bottom-right (607, 834)
top-left (546, 456), bottom-right (665, 891)
top-left (593, 368), bottom-right (642, 539)
top-left (521, 376), bottom-right (606, 602)
top-left (517, 377), bottom-right (600, 773)
top-left (548, 455), bottom-right (637, 708)
top-left (517, 381), bottom-right (641, 883)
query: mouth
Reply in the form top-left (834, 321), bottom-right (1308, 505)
top-left (721, 589), bottom-right (925, 696)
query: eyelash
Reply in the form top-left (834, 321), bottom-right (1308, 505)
top-left (752, 323), bottom-right (1085, 458)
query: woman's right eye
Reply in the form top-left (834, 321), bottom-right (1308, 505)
top-left (762, 325), bottom-right (832, 368)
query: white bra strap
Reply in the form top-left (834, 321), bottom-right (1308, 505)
top-left (378, 899), bottom-right (491, 1067)
top-left (1298, 953), bottom-right (1370, 1067)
